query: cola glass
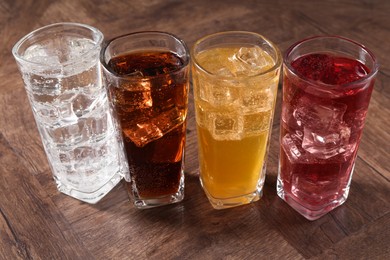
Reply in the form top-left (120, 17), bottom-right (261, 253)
top-left (12, 23), bottom-right (128, 203)
top-left (101, 32), bottom-right (189, 208)
top-left (277, 36), bottom-right (379, 220)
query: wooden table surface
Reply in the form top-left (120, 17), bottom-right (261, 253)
top-left (1, 0), bottom-right (389, 259)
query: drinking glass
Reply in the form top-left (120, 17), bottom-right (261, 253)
top-left (192, 31), bottom-right (282, 209)
top-left (100, 32), bottom-right (190, 208)
top-left (12, 23), bottom-right (129, 203)
top-left (277, 36), bottom-right (379, 220)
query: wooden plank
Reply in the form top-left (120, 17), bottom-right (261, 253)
top-left (0, 208), bottom-right (26, 260)
top-left (317, 213), bottom-right (390, 259)
top-left (0, 133), bottom-right (94, 259)
top-left (69, 174), bottom-right (303, 259)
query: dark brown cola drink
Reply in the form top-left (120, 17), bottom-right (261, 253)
top-left (105, 49), bottom-right (189, 207)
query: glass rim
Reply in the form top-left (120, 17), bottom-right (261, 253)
top-left (100, 31), bottom-right (190, 80)
top-left (284, 35), bottom-right (380, 89)
top-left (191, 31), bottom-right (282, 80)
top-left (12, 22), bottom-right (103, 69)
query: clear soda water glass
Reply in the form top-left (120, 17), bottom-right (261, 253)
top-left (12, 23), bottom-right (129, 203)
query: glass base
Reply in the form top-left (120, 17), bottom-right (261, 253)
top-left (276, 176), bottom-right (350, 221)
top-left (200, 178), bottom-right (263, 210)
top-left (131, 170), bottom-right (185, 209)
top-left (55, 172), bottom-right (123, 204)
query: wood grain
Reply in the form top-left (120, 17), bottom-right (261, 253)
top-left (1, 0), bottom-right (389, 259)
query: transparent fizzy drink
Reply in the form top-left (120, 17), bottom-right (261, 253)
top-left (277, 36), bottom-right (379, 220)
top-left (12, 23), bottom-right (128, 203)
top-left (192, 32), bottom-right (281, 209)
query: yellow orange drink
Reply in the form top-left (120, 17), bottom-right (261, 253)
top-left (192, 32), bottom-right (281, 209)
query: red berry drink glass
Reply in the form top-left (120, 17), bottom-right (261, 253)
top-left (277, 36), bottom-right (379, 220)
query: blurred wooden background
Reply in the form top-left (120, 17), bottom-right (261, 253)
top-left (1, 0), bottom-right (389, 259)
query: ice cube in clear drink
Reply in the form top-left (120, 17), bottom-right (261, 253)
top-left (23, 44), bottom-right (62, 66)
top-left (55, 92), bottom-right (77, 123)
top-left (72, 93), bottom-right (99, 117)
top-left (32, 102), bottom-right (59, 124)
top-left (44, 123), bottom-right (83, 146)
top-left (67, 38), bottom-right (96, 60)
top-left (27, 74), bottom-right (62, 96)
top-left (81, 112), bottom-right (110, 141)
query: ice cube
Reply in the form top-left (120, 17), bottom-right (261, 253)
top-left (209, 84), bottom-right (239, 106)
top-left (237, 46), bottom-right (269, 69)
top-left (243, 110), bottom-right (272, 135)
top-left (195, 103), bottom-right (208, 129)
top-left (215, 68), bottom-right (235, 77)
top-left (293, 99), bottom-right (347, 131)
top-left (24, 44), bottom-right (47, 60)
top-left (83, 112), bottom-right (110, 140)
top-left (198, 82), bottom-right (209, 102)
top-left (154, 107), bottom-right (185, 134)
top-left (67, 38), bottom-right (95, 60)
top-left (281, 131), bottom-right (317, 164)
top-left (292, 98), bottom-right (354, 159)
top-left (116, 88), bottom-right (153, 114)
top-left (301, 123), bottom-right (353, 159)
top-left (127, 70), bottom-right (144, 77)
top-left (227, 46), bottom-right (274, 76)
top-left (44, 123), bottom-right (84, 146)
top-left (74, 146), bottom-right (94, 160)
top-left (32, 93), bottom-right (57, 104)
top-left (32, 102), bottom-right (59, 124)
top-left (241, 88), bottom-right (273, 112)
top-left (23, 44), bottom-right (61, 66)
top-left (57, 102), bottom-right (77, 123)
top-left (28, 74), bottom-right (62, 96)
top-left (281, 134), bottom-right (302, 163)
top-left (123, 107), bottom-right (184, 147)
top-left (72, 146), bottom-right (97, 170)
top-left (123, 122), bottom-right (163, 147)
top-left (72, 93), bottom-right (97, 117)
top-left (211, 113), bottom-right (243, 141)
top-left (226, 51), bottom-right (247, 76)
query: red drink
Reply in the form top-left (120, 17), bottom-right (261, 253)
top-left (277, 37), bottom-right (378, 220)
